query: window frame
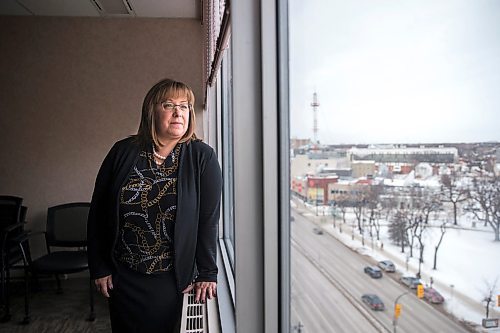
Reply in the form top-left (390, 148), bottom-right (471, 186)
top-left (209, 0), bottom-right (289, 331)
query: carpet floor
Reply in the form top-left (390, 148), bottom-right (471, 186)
top-left (0, 277), bottom-right (111, 333)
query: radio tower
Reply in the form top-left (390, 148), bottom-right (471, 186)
top-left (311, 92), bottom-right (320, 144)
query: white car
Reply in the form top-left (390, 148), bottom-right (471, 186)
top-left (377, 260), bottom-right (395, 272)
top-left (400, 276), bottom-right (422, 289)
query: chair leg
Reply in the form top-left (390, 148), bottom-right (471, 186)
top-left (0, 265), bottom-right (5, 316)
top-left (15, 239), bottom-right (31, 324)
top-left (21, 256), bottom-right (30, 324)
top-left (86, 277), bottom-right (96, 321)
top-left (55, 274), bottom-right (63, 294)
top-left (0, 266), bottom-right (12, 323)
top-left (20, 278), bottom-right (31, 324)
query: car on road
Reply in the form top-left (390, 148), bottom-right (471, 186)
top-left (400, 276), bottom-right (422, 289)
top-left (424, 288), bottom-right (445, 304)
top-left (361, 294), bottom-right (385, 311)
top-left (377, 260), bottom-right (396, 272)
top-left (313, 227), bottom-right (323, 235)
top-left (363, 266), bottom-right (382, 278)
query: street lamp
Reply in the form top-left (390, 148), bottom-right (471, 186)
top-left (393, 291), bottom-right (410, 333)
top-left (293, 321), bottom-right (304, 332)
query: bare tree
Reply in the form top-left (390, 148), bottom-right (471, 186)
top-left (469, 175), bottom-right (500, 241)
top-left (481, 277), bottom-right (499, 318)
top-left (399, 187), bottom-right (442, 272)
top-left (406, 209), bottom-right (418, 258)
top-left (352, 190), bottom-right (367, 234)
top-left (413, 216), bottom-right (426, 277)
top-left (372, 208), bottom-right (383, 241)
top-left (440, 173), bottom-right (468, 225)
top-left (336, 195), bottom-right (349, 224)
top-left (380, 194), bottom-right (398, 240)
top-left (366, 185), bottom-right (383, 240)
top-left (433, 221), bottom-right (448, 270)
top-left (414, 190), bottom-right (442, 275)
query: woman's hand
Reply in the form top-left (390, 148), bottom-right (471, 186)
top-left (94, 275), bottom-right (113, 298)
top-left (182, 281), bottom-right (217, 303)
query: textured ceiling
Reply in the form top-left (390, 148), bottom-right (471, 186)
top-left (0, 0), bottom-right (200, 18)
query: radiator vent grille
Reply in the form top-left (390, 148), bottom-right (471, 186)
top-left (180, 291), bottom-right (207, 333)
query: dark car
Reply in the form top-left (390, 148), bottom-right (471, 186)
top-left (361, 294), bottom-right (385, 311)
top-left (364, 266), bottom-right (382, 278)
top-left (424, 288), bottom-right (445, 304)
top-left (400, 276), bottom-right (422, 289)
top-left (377, 260), bottom-right (396, 272)
top-left (313, 227), bottom-right (324, 235)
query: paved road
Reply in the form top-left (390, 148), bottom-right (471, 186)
top-left (291, 209), bottom-right (471, 333)
top-left (292, 244), bottom-right (380, 333)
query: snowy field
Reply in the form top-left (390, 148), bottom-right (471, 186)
top-left (298, 201), bottom-right (500, 330)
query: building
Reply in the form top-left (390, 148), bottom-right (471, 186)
top-left (0, 1), bottom-right (284, 331)
top-left (349, 145), bottom-right (459, 164)
top-left (290, 138), bottom-right (311, 150)
top-left (328, 180), bottom-right (369, 203)
top-left (351, 160), bottom-right (376, 178)
top-left (291, 153), bottom-right (351, 179)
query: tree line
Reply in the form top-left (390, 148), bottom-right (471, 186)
top-left (331, 170), bottom-right (499, 274)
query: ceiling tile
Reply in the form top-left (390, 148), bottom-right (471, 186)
top-left (0, 0), bottom-right (32, 15)
top-left (17, 0), bottom-right (99, 17)
top-left (130, 0), bottom-right (198, 18)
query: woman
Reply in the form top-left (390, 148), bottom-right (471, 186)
top-left (87, 78), bottom-right (222, 332)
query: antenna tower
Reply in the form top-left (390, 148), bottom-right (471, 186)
top-left (311, 92), bottom-right (320, 144)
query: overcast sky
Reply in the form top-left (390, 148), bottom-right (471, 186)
top-left (289, 0), bottom-right (500, 144)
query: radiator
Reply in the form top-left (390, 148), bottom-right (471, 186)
top-left (178, 291), bottom-right (206, 333)
top-left (179, 289), bottom-right (221, 333)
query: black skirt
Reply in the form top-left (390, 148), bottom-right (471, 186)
top-left (108, 264), bottom-right (183, 333)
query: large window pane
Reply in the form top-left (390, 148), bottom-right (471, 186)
top-left (221, 45), bottom-right (235, 269)
top-left (289, 1), bottom-right (500, 332)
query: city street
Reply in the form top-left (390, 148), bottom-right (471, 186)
top-left (291, 209), bottom-right (472, 333)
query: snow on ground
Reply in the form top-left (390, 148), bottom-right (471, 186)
top-left (298, 201), bottom-right (500, 330)
top-left (378, 224), bottom-right (500, 326)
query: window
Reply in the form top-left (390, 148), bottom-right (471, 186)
top-left (220, 45), bottom-right (235, 270)
top-left (289, 1), bottom-right (500, 332)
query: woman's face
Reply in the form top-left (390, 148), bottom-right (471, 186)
top-left (154, 95), bottom-right (190, 143)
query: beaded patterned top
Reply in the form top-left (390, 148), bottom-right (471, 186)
top-left (115, 144), bottom-right (181, 274)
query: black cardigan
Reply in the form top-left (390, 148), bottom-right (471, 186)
top-left (87, 137), bottom-right (222, 292)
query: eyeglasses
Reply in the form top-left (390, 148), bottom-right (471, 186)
top-left (159, 101), bottom-right (191, 112)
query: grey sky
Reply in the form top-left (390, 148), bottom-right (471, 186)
top-left (289, 0), bottom-right (500, 144)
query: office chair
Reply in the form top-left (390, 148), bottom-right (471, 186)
top-left (0, 196), bottom-right (30, 323)
top-left (26, 202), bottom-right (95, 322)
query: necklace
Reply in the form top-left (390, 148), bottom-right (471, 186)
top-left (152, 145), bottom-right (167, 160)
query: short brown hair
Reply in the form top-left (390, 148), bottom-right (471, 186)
top-left (136, 78), bottom-right (197, 147)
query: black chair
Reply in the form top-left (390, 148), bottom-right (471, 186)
top-left (0, 196), bottom-right (30, 323)
top-left (26, 202), bottom-right (95, 322)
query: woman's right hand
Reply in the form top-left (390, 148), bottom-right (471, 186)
top-left (94, 275), bottom-right (113, 298)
